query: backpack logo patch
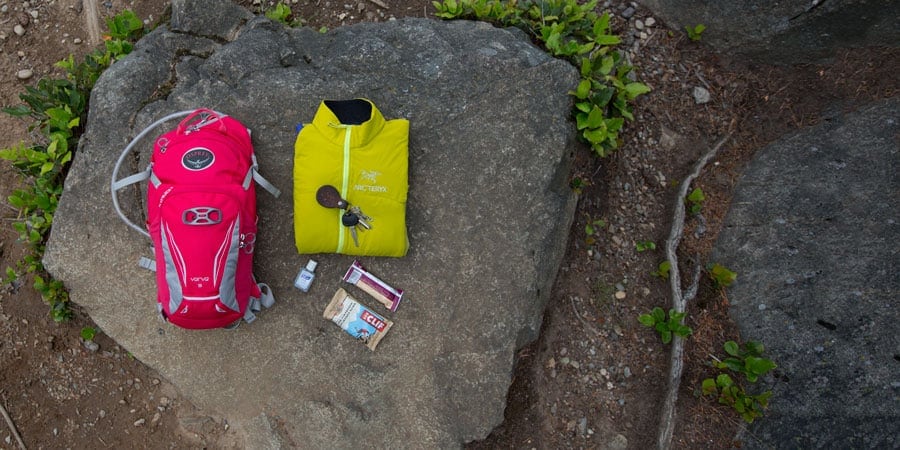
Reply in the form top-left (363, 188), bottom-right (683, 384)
top-left (182, 147), bottom-right (215, 171)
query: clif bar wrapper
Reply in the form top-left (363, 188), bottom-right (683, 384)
top-left (323, 288), bottom-right (393, 351)
top-left (342, 260), bottom-right (404, 312)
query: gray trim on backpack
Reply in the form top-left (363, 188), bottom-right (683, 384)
top-left (160, 222), bottom-right (184, 314)
top-left (218, 216), bottom-right (242, 313)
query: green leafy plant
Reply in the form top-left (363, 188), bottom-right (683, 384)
top-left (584, 217), bottom-right (606, 245)
top-left (0, 10), bottom-right (146, 321)
top-left (702, 340), bottom-right (776, 423)
top-left (713, 340), bottom-right (776, 382)
top-left (686, 187), bottom-right (705, 214)
top-left (685, 23), bottom-right (706, 41)
top-left (432, 0), bottom-right (651, 157)
top-left (80, 326), bottom-right (97, 341)
top-left (701, 373), bottom-right (771, 423)
top-left (652, 260), bottom-right (671, 279)
top-left (4, 267), bottom-right (17, 284)
top-left (570, 176), bottom-right (586, 194)
top-left (638, 306), bottom-right (692, 344)
top-left (708, 262), bottom-right (737, 288)
top-left (635, 240), bottom-right (656, 252)
top-left (265, 2), bottom-right (303, 27)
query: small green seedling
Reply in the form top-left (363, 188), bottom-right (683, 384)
top-left (570, 176), bottom-right (587, 194)
top-left (686, 187), bottom-right (705, 214)
top-left (80, 327), bottom-right (97, 341)
top-left (584, 218), bottom-right (606, 245)
top-left (686, 24), bottom-right (706, 41)
top-left (265, 2), bottom-right (302, 26)
top-left (635, 240), bottom-right (656, 252)
top-left (652, 260), bottom-right (671, 279)
top-left (638, 306), bottom-right (692, 344)
top-left (708, 263), bottom-right (737, 288)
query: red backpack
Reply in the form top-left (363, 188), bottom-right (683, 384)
top-left (112, 109), bottom-right (280, 329)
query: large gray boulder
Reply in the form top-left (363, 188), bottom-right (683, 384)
top-left (712, 97), bottom-right (899, 448)
top-left (43, 0), bottom-right (579, 447)
top-left (638, 0), bottom-right (900, 64)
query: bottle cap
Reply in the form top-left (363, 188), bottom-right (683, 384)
top-left (306, 260), bottom-right (318, 272)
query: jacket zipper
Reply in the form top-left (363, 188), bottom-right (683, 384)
top-left (337, 125), bottom-right (352, 253)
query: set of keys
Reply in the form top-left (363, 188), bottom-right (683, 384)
top-left (316, 185), bottom-right (374, 247)
top-left (341, 206), bottom-right (372, 247)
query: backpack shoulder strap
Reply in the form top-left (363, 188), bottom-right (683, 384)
top-left (243, 154), bottom-right (281, 197)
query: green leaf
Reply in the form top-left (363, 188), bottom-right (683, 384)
top-left (579, 57), bottom-right (592, 78)
top-left (592, 12), bottom-right (610, 37)
top-left (598, 55), bottom-right (615, 75)
top-left (660, 330), bottom-right (672, 344)
top-left (746, 356), bottom-right (777, 377)
top-left (724, 340), bottom-right (739, 356)
top-left (701, 378), bottom-right (718, 396)
top-left (745, 341), bottom-right (765, 356)
top-left (586, 106), bottom-right (605, 128)
top-left (572, 79), bottom-right (592, 99)
top-left (638, 314), bottom-right (655, 327)
top-left (651, 306), bottom-right (665, 322)
top-left (624, 82), bottom-right (651, 100)
top-left (723, 358), bottom-right (743, 373)
top-left (582, 127), bottom-right (608, 145)
top-left (593, 34), bottom-right (620, 46)
top-left (40, 162), bottom-right (55, 176)
top-left (716, 373), bottom-right (733, 387)
top-left (687, 187), bottom-right (705, 204)
top-left (653, 260), bottom-right (671, 279)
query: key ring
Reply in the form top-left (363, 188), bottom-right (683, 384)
top-left (240, 232), bottom-right (257, 254)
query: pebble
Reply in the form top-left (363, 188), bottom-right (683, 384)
top-left (16, 69), bottom-right (33, 80)
top-left (134, 418), bottom-right (146, 427)
top-left (615, 291), bottom-right (626, 300)
top-left (693, 86), bottom-right (711, 104)
top-left (635, 20), bottom-right (644, 30)
top-left (645, 17), bottom-right (656, 27)
top-left (621, 6), bottom-right (635, 19)
top-left (14, 24), bottom-right (26, 36)
top-left (83, 339), bottom-right (99, 352)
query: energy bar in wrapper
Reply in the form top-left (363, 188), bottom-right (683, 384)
top-left (342, 260), bottom-right (404, 312)
top-left (324, 288), bottom-right (393, 351)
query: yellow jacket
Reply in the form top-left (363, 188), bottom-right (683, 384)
top-left (293, 99), bottom-right (409, 257)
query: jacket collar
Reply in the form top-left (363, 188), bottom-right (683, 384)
top-left (311, 98), bottom-right (386, 146)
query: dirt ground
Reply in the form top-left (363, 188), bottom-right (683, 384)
top-left (0, 1), bottom-right (895, 449)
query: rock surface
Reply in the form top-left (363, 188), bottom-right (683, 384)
top-left (43, 0), bottom-right (579, 447)
top-left (637, 0), bottom-right (900, 64)
top-left (713, 97), bottom-right (899, 448)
